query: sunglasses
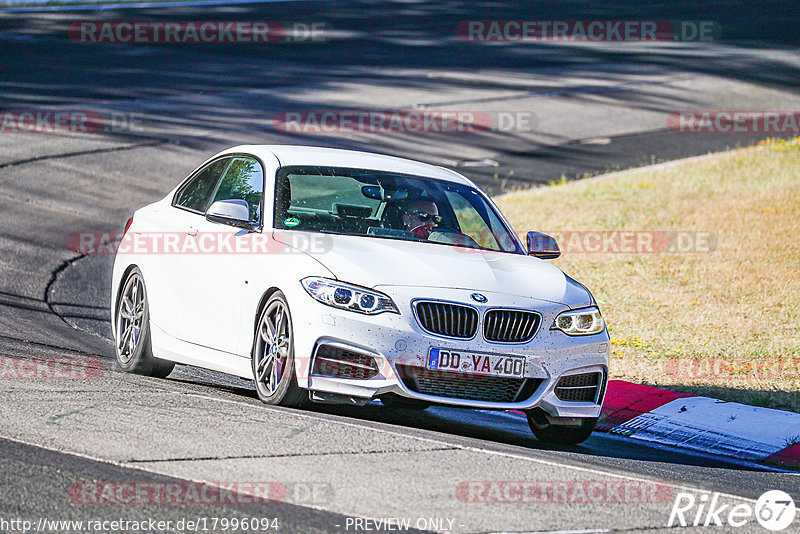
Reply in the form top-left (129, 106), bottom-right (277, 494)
top-left (411, 210), bottom-right (442, 223)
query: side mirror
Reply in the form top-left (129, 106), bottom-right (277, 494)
top-left (206, 199), bottom-right (253, 229)
top-left (526, 231), bottom-right (560, 259)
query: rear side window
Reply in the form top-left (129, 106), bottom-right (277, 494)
top-left (210, 157), bottom-right (264, 223)
top-left (174, 158), bottom-right (230, 212)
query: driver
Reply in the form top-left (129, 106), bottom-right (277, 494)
top-left (401, 199), bottom-right (441, 239)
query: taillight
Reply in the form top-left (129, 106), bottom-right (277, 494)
top-left (122, 217), bottom-right (133, 238)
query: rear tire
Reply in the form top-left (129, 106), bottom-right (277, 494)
top-left (115, 268), bottom-right (174, 378)
top-left (252, 291), bottom-right (307, 407)
top-left (526, 412), bottom-right (597, 445)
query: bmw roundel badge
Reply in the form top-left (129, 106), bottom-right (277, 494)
top-left (470, 293), bottom-right (488, 303)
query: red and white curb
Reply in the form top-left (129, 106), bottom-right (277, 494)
top-left (597, 380), bottom-right (800, 470)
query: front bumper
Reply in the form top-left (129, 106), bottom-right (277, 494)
top-left (290, 286), bottom-right (609, 418)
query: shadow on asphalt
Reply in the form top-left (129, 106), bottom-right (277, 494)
top-left (1, 1), bottom-right (799, 191)
top-left (159, 366), bottom-right (772, 472)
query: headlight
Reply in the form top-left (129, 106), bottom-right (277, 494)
top-left (552, 307), bottom-right (604, 335)
top-left (301, 277), bottom-right (399, 315)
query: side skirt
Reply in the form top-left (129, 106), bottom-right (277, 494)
top-left (150, 321), bottom-right (253, 379)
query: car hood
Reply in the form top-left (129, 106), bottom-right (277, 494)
top-left (276, 232), bottom-right (593, 307)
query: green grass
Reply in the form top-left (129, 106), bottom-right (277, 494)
top-left (497, 137), bottom-right (800, 412)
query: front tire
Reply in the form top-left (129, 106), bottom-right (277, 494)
top-left (115, 268), bottom-right (174, 378)
top-left (526, 412), bottom-right (597, 445)
top-left (252, 291), bottom-right (307, 407)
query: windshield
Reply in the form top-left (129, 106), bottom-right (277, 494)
top-left (273, 166), bottom-right (523, 254)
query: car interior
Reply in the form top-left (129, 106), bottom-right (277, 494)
top-left (273, 166), bottom-right (488, 250)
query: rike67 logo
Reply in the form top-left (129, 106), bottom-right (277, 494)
top-left (669, 490), bottom-right (796, 531)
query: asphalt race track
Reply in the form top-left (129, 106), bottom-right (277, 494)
top-left (1, 1), bottom-right (799, 532)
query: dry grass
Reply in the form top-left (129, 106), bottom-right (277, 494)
top-left (496, 137), bottom-right (800, 412)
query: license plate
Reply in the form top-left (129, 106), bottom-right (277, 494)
top-left (427, 348), bottom-right (525, 378)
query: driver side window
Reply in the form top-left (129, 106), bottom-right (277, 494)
top-left (174, 158), bottom-right (230, 213)
top-left (210, 157), bottom-right (264, 224)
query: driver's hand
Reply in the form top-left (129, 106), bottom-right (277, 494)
top-left (410, 224), bottom-right (432, 239)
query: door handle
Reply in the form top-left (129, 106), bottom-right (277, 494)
top-left (184, 226), bottom-right (198, 236)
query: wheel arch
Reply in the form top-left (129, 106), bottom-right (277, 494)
top-left (253, 286), bottom-right (283, 334)
top-left (113, 264), bottom-right (140, 325)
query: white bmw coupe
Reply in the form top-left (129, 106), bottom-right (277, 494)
top-left (111, 145), bottom-right (609, 444)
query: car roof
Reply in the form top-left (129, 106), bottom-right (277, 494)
top-left (218, 145), bottom-right (474, 186)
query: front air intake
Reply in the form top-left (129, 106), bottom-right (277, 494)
top-left (396, 364), bottom-right (542, 403)
top-left (312, 345), bottom-right (379, 380)
top-left (554, 372), bottom-right (603, 402)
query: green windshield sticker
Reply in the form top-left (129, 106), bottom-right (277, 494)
top-left (284, 217), bottom-right (300, 227)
